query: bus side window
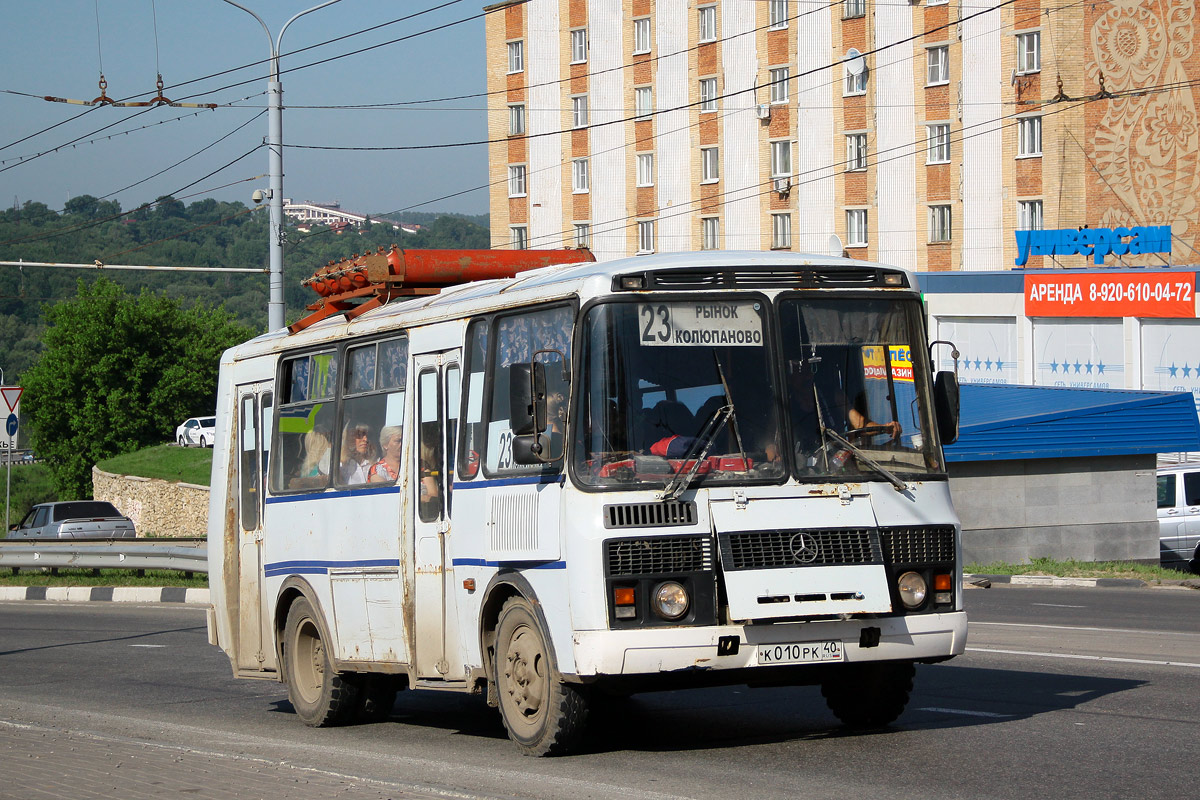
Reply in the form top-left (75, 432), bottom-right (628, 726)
top-left (457, 319), bottom-right (488, 480)
top-left (339, 336), bottom-right (407, 488)
top-left (272, 350), bottom-right (338, 493)
top-left (418, 369), bottom-right (443, 522)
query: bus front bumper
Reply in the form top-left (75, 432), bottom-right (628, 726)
top-left (570, 611), bottom-right (967, 677)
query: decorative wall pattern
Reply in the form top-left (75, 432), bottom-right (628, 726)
top-left (1088, 0), bottom-right (1199, 259)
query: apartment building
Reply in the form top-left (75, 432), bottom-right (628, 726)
top-left (485, 0), bottom-right (1200, 270)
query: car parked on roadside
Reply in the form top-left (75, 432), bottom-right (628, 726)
top-left (1157, 463), bottom-right (1200, 574)
top-left (175, 416), bottom-right (216, 448)
top-left (8, 501), bottom-right (136, 539)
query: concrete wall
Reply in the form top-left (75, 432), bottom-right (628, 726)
top-left (92, 467), bottom-right (209, 539)
top-left (949, 454), bottom-right (1158, 565)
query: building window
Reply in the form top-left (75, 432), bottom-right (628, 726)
top-left (769, 0), bottom-right (788, 30)
top-left (926, 45), bottom-right (949, 85)
top-left (572, 94), bottom-right (589, 129)
top-left (844, 64), bottom-right (867, 96)
top-left (570, 28), bottom-right (587, 64)
top-left (929, 204), bottom-right (952, 243)
top-left (572, 158), bottom-right (589, 193)
top-left (635, 86), bottom-right (653, 120)
top-left (507, 165), bottom-right (527, 198)
top-left (843, 0), bottom-right (865, 19)
top-left (846, 133), bottom-right (867, 171)
top-left (701, 147), bottom-right (720, 183)
top-left (846, 209), bottom-right (868, 246)
top-left (638, 220), bottom-right (656, 253)
top-left (574, 222), bottom-right (591, 249)
top-left (926, 123), bottom-right (951, 164)
top-left (508, 104), bottom-right (525, 136)
top-left (1016, 31), bottom-right (1040, 74)
top-left (699, 5), bottom-right (717, 43)
top-left (1018, 115), bottom-right (1042, 157)
top-left (701, 217), bottom-right (719, 250)
top-left (772, 213), bottom-right (792, 249)
top-left (633, 17), bottom-right (651, 54)
top-left (510, 225), bottom-right (528, 250)
top-left (1018, 199), bottom-right (1043, 230)
top-left (769, 67), bottom-right (789, 104)
top-left (636, 153), bottom-right (655, 187)
top-left (770, 140), bottom-right (792, 178)
top-left (507, 40), bottom-right (524, 74)
top-left (700, 77), bottom-right (718, 112)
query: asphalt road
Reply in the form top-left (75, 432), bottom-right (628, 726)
top-left (0, 585), bottom-right (1197, 799)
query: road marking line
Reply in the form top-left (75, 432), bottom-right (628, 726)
top-left (128, 644), bottom-right (166, 648)
top-left (966, 646), bottom-right (1200, 669)
top-left (1030, 603), bottom-right (1086, 608)
top-left (918, 707), bottom-right (1013, 719)
top-left (969, 621), bottom-right (1200, 637)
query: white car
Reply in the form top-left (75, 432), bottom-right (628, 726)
top-left (1158, 463), bottom-right (1200, 574)
top-left (175, 416), bottom-right (216, 448)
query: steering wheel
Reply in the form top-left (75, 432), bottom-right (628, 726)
top-left (845, 424), bottom-right (895, 442)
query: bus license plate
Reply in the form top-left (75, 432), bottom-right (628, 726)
top-left (757, 640), bottom-right (844, 665)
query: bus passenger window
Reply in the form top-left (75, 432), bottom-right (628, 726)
top-left (457, 320), bottom-right (488, 480)
top-left (418, 369), bottom-right (443, 522)
top-left (338, 336), bottom-right (407, 488)
top-left (273, 350), bottom-right (338, 493)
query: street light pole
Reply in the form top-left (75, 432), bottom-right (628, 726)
top-left (219, 0), bottom-right (342, 331)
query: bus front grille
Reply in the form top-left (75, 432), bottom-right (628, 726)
top-left (603, 500), bottom-right (696, 529)
top-left (718, 528), bottom-right (880, 571)
top-left (605, 535), bottom-right (713, 577)
top-left (878, 526), bottom-right (956, 564)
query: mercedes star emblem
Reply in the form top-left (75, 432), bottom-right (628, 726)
top-left (788, 531), bottom-right (820, 564)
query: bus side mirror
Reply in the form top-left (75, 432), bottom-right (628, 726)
top-left (934, 371), bottom-right (960, 445)
top-left (512, 432), bottom-right (551, 465)
top-left (509, 362), bottom-right (547, 436)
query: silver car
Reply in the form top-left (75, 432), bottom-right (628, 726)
top-left (1157, 464), bottom-right (1200, 574)
top-left (9, 501), bottom-right (136, 539)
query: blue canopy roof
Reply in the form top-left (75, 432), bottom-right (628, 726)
top-left (944, 384), bottom-right (1200, 462)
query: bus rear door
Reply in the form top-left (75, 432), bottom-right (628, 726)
top-left (235, 381), bottom-right (273, 673)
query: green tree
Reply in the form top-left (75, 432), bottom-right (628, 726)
top-left (21, 277), bottom-right (252, 498)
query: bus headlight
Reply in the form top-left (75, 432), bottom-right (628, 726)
top-left (897, 571), bottom-right (927, 609)
top-left (652, 581), bottom-right (689, 620)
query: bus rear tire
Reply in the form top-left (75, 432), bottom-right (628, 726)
top-left (283, 597), bottom-right (360, 727)
top-left (821, 660), bottom-right (914, 729)
top-left (494, 596), bottom-right (588, 756)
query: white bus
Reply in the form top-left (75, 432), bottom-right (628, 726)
top-left (207, 250), bottom-right (966, 756)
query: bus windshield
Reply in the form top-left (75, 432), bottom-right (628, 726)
top-left (778, 295), bottom-right (942, 479)
top-left (573, 298), bottom-right (786, 489)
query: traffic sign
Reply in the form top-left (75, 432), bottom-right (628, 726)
top-left (0, 387), bottom-right (20, 413)
top-left (5, 414), bottom-right (16, 438)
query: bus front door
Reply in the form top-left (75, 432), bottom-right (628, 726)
top-left (235, 382), bottom-right (273, 673)
top-left (412, 352), bottom-right (464, 680)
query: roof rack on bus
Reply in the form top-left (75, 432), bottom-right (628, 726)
top-left (288, 245), bottom-right (593, 334)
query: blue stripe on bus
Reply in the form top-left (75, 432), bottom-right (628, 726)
top-left (263, 558), bottom-right (401, 577)
top-left (451, 558), bottom-right (566, 569)
top-left (264, 485), bottom-right (401, 504)
top-left (454, 475), bottom-right (564, 490)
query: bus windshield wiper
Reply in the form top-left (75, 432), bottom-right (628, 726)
top-left (821, 427), bottom-right (909, 492)
top-left (659, 406), bottom-right (732, 501)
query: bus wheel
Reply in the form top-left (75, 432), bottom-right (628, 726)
top-left (494, 596), bottom-right (588, 756)
top-left (821, 661), bottom-right (915, 729)
top-left (283, 597), bottom-right (360, 727)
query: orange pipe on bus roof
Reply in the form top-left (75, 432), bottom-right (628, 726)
top-left (385, 246), bottom-right (594, 287)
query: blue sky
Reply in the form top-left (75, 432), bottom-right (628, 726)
top-left (0, 1), bottom-right (490, 218)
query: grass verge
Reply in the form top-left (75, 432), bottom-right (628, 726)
top-left (0, 568), bottom-right (208, 589)
top-left (96, 444), bottom-right (212, 486)
top-left (966, 557), bottom-right (1196, 583)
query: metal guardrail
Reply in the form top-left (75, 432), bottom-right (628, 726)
top-left (0, 538), bottom-right (207, 574)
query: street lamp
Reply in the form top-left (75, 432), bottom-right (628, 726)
top-left (219, 0), bottom-right (342, 331)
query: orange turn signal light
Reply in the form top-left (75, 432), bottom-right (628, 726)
top-left (614, 587), bottom-right (636, 606)
top-left (934, 574), bottom-right (952, 591)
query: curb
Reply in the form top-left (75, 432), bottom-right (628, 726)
top-left (965, 573), bottom-right (1200, 589)
top-left (0, 586), bottom-right (210, 605)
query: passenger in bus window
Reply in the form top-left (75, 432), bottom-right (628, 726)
top-left (419, 441), bottom-right (441, 516)
top-left (368, 426), bottom-right (403, 483)
top-left (289, 427), bottom-right (330, 488)
top-left (339, 422), bottom-right (377, 485)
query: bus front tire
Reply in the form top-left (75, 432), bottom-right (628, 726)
top-left (821, 660), bottom-right (914, 729)
top-left (283, 597), bottom-right (360, 727)
top-left (494, 596), bottom-right (588, 756)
